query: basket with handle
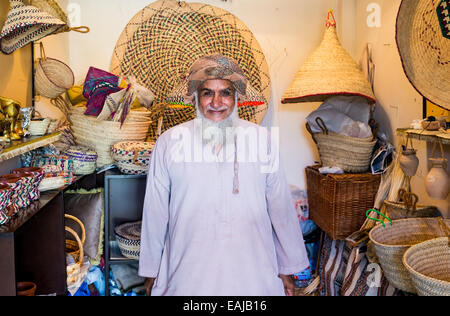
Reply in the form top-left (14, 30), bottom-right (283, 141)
top-left (383, 188), bottom-right (440, 220)
top-left (65, 225), bottom-right (86, 292)
top-left (306, 117), bottom-right (377, 173)
top-left (369, 217), bottom-right (450, 293)
top-left (65, 214), bottom-right (85, 262)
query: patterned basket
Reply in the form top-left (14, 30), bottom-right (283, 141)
top-left (63, 146), bottom-right (97, 175)
top-left (0, 174), bottom-right (29, 209)
top-left (38, 176), bottom-right (65, 192)
top-left (116, 160), bottom-right (149, 175)
top-left (0, 184), bottom-right (13, 225)
top-left (115, 221), bottom-right (142, 260)
top-left (11, 167), bottom-right (45, 201)
top-left (111, 141), bottom-right (154, 162)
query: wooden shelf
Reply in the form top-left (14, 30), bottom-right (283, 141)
top-left (396, 128), bottom-right (450, 145)
top-left (0, 132), bottom-right (61, 163)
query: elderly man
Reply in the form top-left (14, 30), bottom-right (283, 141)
top-left (138, 54), bottom-right (309, 296)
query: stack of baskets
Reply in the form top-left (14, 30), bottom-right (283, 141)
top-left (114, 221), bottom-right (142, 260)
top-left (63, 146), bottom-right (97, 175)
top-left (111, 141), bottom-right (154, 175)
top-left (68, 106), bottom-right (152, 167)
top-left (369, 217), bottom-right (450, 295)
top-left (306, 117), bottom-right (377, 173)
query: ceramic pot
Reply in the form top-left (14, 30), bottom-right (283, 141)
top-left (399, 149), bottom-right (419, 177)
top-left (425, 158), bottom-right (450, 200)
top-left (16, 282), bottom-right (36, 296)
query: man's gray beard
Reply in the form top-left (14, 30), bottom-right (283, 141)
top-left (194, 91), bottom-right (239, 149)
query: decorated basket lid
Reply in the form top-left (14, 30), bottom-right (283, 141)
top-left (114, 221), bottom-right (142, 241)
top-left (64, 146), bottom-right (98, 162)
top-left (111, 141), bottom-right (155, 162)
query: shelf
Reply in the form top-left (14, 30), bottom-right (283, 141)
top-left (0, 132), bottom-right (61, 163)
top-left (396, 128), bottom-right (450, 145)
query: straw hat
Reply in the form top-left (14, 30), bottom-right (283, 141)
top-left (281, 11), bottom-right (376, 104)
top-left (396, 0), bottom-right (450, 111)
top-left (0, 0), bottom-right (65, 54)
top-left (110, 0), bottom-right (270, 126)
top-left (31, 0), bottom-right (90, 34)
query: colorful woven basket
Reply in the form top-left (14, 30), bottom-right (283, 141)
top-left (0, 0), bottom-right (65, 54)
top-left (111, 141), bottom-right (154, 162)
top-left (115, 221), bottom-right (142, 260)
top-left (63, 146), bottom-right (97, 175)
top-left (110, 0), bottom-right (271, 137)
top-left (11, 167), bottom-right (44, 201)
top-left (0, 174), bottom-right (27, 210)
top-left (0, 184), bottom-right (13, 225)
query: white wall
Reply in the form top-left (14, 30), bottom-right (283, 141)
top-left (355, 0), bottom-right (449, 217)
top-left (40, 0), bottom-right (358, 190)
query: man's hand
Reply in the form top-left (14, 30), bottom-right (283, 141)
top-left (144, 278), bottom-right (156, 296)
top-left (279, 274), bottom-right (295, 296)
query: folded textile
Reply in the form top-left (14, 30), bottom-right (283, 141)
top-left (110, 262), bottom-right (146, 292)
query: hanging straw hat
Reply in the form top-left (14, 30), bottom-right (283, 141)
top-left (110, 0), bottom-right (271, 135)
top-left (0, 0), bottom-right (65, 54)
top-left (281, 10), bottom-right (376, 104)
top-left (396, 0), bottom-right (450, 111)
top-left (31, 0), bottom-right (90, 34)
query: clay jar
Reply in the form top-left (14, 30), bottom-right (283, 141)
top-left (425, 158), bottom-right (450, 200)
top-left (399, 148), bottom-right (419, 177)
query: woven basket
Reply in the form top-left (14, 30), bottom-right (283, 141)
top-left (403, 236), bottom-right (450, 296)
top-left (115, 221), bottom-right (142, 260)
top-left (11, 167), bottom-right (44, 201)
top-left (35, 42), bottom-right (74, 99)
top-left (306, 118), bottom-right (376, 173)
top-left (369, 217), bottom-right (450, 293)
top-left (116, 160), bottom-right (149, 175)
top-left (65, 225), bottom-right (85, 292)
top-left (65, 214), bottom-right (85, 262)
top-left (29, 118), bottom-right (51, 136)
top-left (63, 146), bottom-right (97, 175)
top-left (111, 141), bottom-right (154, 162)
top-left (69, 107), bottom-right (152, 167)
top-left (305, 165), bottom-right (381, 240)
top-left (383, 200), bottom-right (439, 220)
top-left (38, 176), bottom-right (65, 192)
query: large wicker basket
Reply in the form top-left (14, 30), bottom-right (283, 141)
top-left (402, 237), bottom-right (450, 296)
top-left (68, 107), bottom-right (152, 167)
top-left (306, 118), bottom-right (376, 173)
top-left (305, 165), bottom-right (381, 240)
top-left (369, 217), bottom-right (450, 294)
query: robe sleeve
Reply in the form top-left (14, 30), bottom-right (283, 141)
top-left (265, 136), bottom-right (310, 276)
top-left (138, 137), bottom-right (171, 278)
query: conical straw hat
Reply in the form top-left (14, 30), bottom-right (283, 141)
top-left (0, 0), bottom-right (65, 54)
top-left (396, 0), bottom-right (450, 111)
top-left (281, 11), bottom-right (376, 104)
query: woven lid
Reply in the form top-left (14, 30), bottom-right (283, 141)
top-left (281, 11), bottom-right (376, 104)
top-left (114, 221), bottom-right (142, 241)
top-left (396, 0), bottom-right (450, 110)
top-left (0, 0), bottom-right (65, 54)
top-left (110, 0), bottom-right (270, 124)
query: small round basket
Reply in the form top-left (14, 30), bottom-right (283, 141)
top-left (369, 217), bottom-right (450, 293)
top-left (111, 141), bottom-right (154, 162)
top-left (63, 146), bottom-right (97, 175)
top-left (403, 237), bottom-right (450, 296)
top-left (29, 118), bottom-right (51, 136)
top-left (115, 221), bottom-right (142, 260)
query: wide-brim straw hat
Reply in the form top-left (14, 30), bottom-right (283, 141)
top-left (110, 0), bottom-right (271, 125)
top-left (281, 10), bottom-right (376, 104)
top-left (396, 0), bottom-right (450, 111)
top-left (0, 0), bottom-right (65, 54)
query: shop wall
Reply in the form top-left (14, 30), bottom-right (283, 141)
top-left (354, 0), bottom-right (449, 217)
top-left (39, 0), bottom-right (357, 191)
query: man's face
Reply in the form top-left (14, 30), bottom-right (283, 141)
top-left (197, 79), bottom-right (236, 122)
